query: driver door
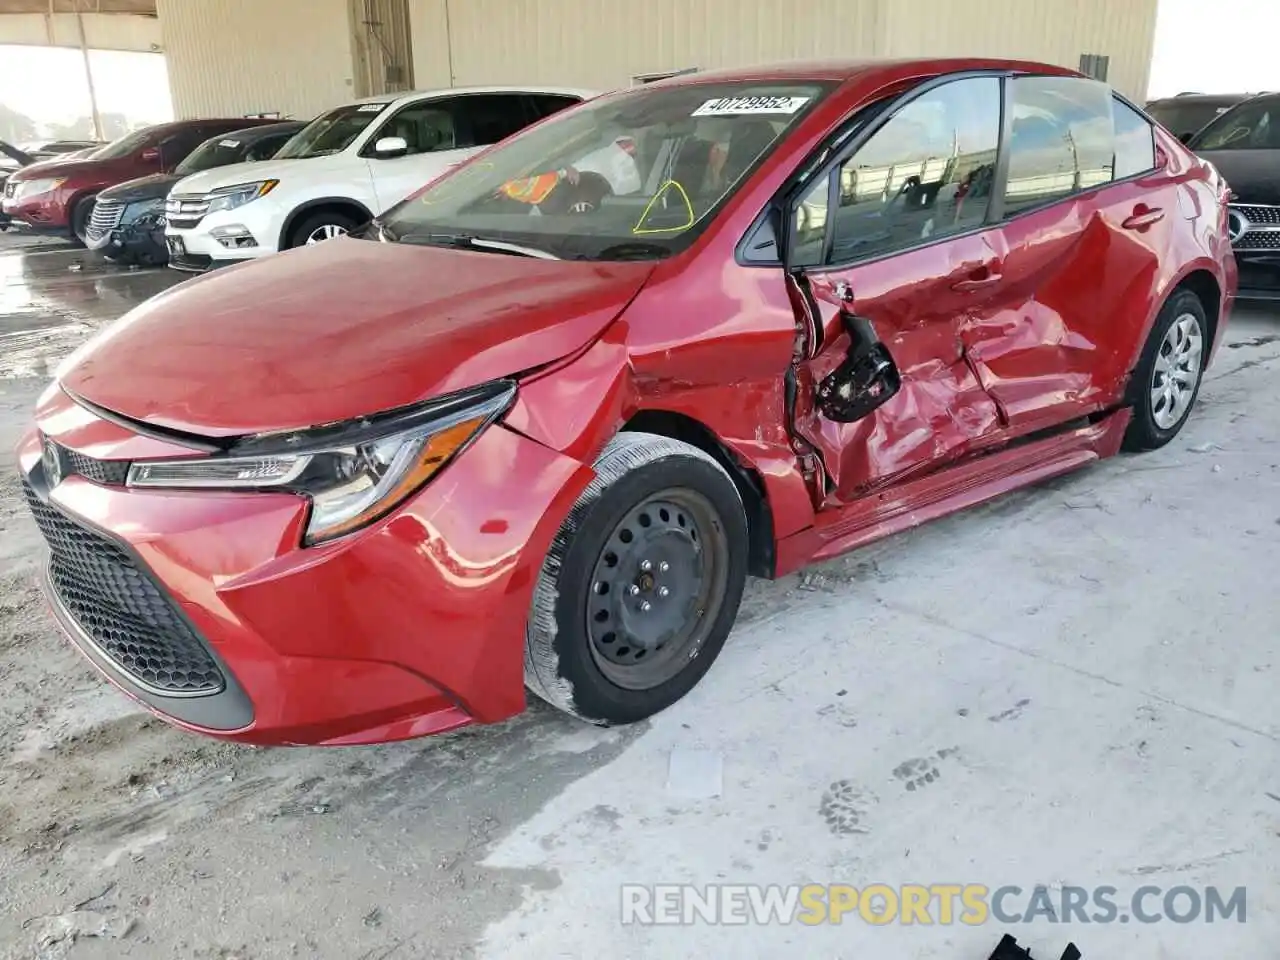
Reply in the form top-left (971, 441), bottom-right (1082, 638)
top-left (788, 75), bottom-right (1010, 504)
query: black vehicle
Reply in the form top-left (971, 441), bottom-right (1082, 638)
top-left (0, 140), bottom-right (33, 231)
top-left (85, 121), bottom-right (303, 265)
top-left (1187, 93), bottom-right (1280, 299)
top-left (1145, 93), bottom-right (1253, 143)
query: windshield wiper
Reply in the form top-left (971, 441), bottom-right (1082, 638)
top-left (397, 232), bottom-right (561, 260)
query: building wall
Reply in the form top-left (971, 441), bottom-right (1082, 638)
top-left (0, 11), bottom-right (162, 51)
top-left (407, 0), bottom-right (1156, 99)
top-left (156, 0), bottom-right (357, 119)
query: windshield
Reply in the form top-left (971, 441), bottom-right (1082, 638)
top-left (1147, 101), bottom-right (1231, 139)
top-left (176, 134), bottom-right (254, 174)
top-left (275, 102), bottom-right (391, 159)
top-left (1191, 97), bottom-right (1280, 150)
top-left (373, 81), bottom-right (832, 261)
top-left (92, 127), bottom-right (160, 161)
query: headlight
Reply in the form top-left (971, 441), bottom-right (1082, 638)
top-left (125, 197), bottom-right (165, 223)
top-left (206, 179), bottom-right (279, 214)
top-left (16, 177), bottom-right (66, 198)
top-left (126, 381), bottom-right (515, 544)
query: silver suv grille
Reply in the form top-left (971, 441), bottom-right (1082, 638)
top-left (85, 198), bottom-right (125, 241)
top-left (1229, 203), bottom-right (1280, 251)
top-left (165, 194), bottom-right (211, 230)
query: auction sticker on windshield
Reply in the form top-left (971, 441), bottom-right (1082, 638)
top-left (692, 95), bottom-right (811, 116)
top-left (358, 103), bottom-right (390, 113)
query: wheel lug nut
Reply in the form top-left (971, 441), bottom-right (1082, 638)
top-left (658, 586), bottom-right (670, 598)
top-left (629, 585), bottom-right (640, 596)
top-left (640, 600), bottom-right (652, 612)
top-left (640, 560), bottom-right (652, 572)
top-left (659, 561), bottom-right (669, 572)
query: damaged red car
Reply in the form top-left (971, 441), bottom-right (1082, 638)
top-left (19, 58), bottom-right (1235, 745)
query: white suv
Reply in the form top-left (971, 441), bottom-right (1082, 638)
top-left (162, 85), bottom-right (596, 271)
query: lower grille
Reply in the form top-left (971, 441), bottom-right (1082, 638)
top-left (22, 478), bottom-right (224, 696)
top-left (86, 198), bottom-right (124, 241)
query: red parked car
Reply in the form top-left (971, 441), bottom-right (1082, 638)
top-left (19, 59), bottom-right (1235, 746)
top-left (2, 118), bottom-right (279, 243)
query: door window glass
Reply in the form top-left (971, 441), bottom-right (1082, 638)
top-left (1113, 98), bottom-right (1155, 178)
top-left (245, 132), bottom-right (293, 162)
top-left (822, 76), bottom-right (1001, 263)
top-left (457, 93), bottom-right (536, 147)
top-left (1002, 75), bottom-right (1115, 216)
top-left (527, 94), bottom-right (583, 120)
top-left (375, 102), bottom-right (457, 155)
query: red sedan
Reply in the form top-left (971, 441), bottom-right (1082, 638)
top-left (19, 58), bottom-right (1235, 745)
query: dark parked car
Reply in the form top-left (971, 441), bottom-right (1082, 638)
top-left (86, 121), bottom-right (305, 265)
top-left (1, 118), bottom-right (281, 244)
top-left (18, 59), bottom-right (1235, 746)
top-left (1187, 92), bottom-right (1280, 298)
top-left (1145, 93), bottom-right (1253, 142)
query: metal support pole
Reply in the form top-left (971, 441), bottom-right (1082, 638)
top-left (76, 9), bottom-right (104, 142)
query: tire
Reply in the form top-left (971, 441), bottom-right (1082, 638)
top-left (1122, 289), bottom-right (1210, 452)
top-left (69, 195), bottom-right (96, 246)
top-left (286, 210), bottom-right (357, 250)
top-left (524, 432), bottom-right (749, 725)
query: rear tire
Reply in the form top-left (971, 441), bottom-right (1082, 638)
top-left (286, 210), bottom-right (357, 250)
top-left (524, 432), bottom-right (749, 725)
top-left (1122, 289), bottom-right (1209, 452)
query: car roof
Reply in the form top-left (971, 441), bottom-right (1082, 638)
top-left (347, 84), bottom-right (600, 108)
top-left (212, 121), bottom-right (307, 141)
top-left (631, 57), bottom-right (1081, 87)
top-left (1148, 93), bottom-right (1251, 105)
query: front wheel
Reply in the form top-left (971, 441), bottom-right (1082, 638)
top-left (1122, 289), bottom-right (1209, 452)
top-left (524, 432), bottom-right (749, 725)
top-left (287, 211), bottom-right (356, 249)
top-left (69, 195), bottom-right (96, 247)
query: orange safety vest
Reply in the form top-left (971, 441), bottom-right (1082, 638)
top-left (499, 171), bottom-right (560, 205)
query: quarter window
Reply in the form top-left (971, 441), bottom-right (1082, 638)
top-left (456, 93), bottom-right (535, 147)
top-left (1113, 98), bottom-right (1155, 178)
top-left (1001, 75), bottom-right (1115, 216)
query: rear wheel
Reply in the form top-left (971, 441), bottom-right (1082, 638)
top-left (287, 210), bottom-right (357, 249)
top-left (524, 432), bottom-right (749, 725)
top-left (1122, 289), bottom-right (1209, 451)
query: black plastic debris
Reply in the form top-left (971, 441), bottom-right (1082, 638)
top-left (988, 933), bottom-right (1082, 960)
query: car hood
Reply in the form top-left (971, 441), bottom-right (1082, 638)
top-left (1199, 149), bottom-right (1280, 205)
top-left (6, 155), bottom-right (125, 181)
top-left (171, 156), bottom-right (324, 195)
top-left (58, 237), bottom-right (654, 437)
top-left (99, 172), bottom-right (182, 204)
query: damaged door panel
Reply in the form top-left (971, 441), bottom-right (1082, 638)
top-left (792, 235), bottom-right (1006, 504)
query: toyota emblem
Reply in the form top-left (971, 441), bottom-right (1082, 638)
top-left (1228, 209), bottom-right (1249, 244)
top-left (42, 438), bottom-right (63, 488)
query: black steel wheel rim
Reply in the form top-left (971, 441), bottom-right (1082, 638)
top-left (584, 487), bottom-right (730, 691)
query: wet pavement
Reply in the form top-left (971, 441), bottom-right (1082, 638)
top-left (0, 232), bottom-right (180, 383)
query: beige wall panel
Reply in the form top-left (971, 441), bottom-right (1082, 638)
top-left (157, 0), bottom-right (357, 119)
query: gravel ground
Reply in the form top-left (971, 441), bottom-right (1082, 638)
top-left (1, 233), bottom-right (1277, 959)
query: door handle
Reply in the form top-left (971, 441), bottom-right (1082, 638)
top-left (1122, 206), bottom-right (1165, 230)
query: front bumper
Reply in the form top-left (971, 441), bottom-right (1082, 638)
top-left (165, 202), bottom-right (281, 273)
top-left (87, 217), bottom-right (168, 265)
top-left (1233, 251), bottom-right (1280, 300)
top-left (18, 389), bottom-right (593, 745)
top-left (2, 194), bottom-right (69, 231)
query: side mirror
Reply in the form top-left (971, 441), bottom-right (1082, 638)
top-left (373, 136), bottom-right (409, 158)
top-left (815, 309), bottom-right (902, 423)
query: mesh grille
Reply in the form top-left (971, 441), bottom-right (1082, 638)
top-left (86, 198), bottom-right (125, 240)
top-left (1234, 229), bottom-right (1280, 251)
top-left (23, 478), bottom-right (224, 695)
top-left (1232, 204), bottom-right (1280, 225)
top-left (52, 441), bottom-right (130, 486)
top-left (3, 180), bottom-right (15, 199)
